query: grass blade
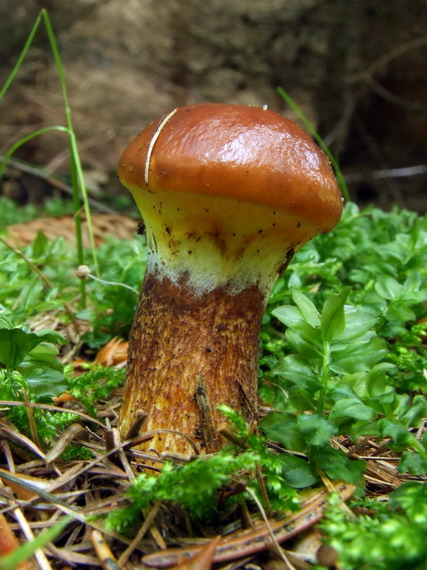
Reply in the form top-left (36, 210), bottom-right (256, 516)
top-left (277, 86), bottom-right (350, 202)
top-left (0, 516), bottom-right (73, 570)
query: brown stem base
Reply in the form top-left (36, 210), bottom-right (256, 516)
top-left (118, 272), bottom-right (265, 455)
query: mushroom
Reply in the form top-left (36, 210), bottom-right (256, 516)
top-left (118, 103), bottom-right (343, 455)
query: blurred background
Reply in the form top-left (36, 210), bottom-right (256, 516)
top-left (1, 0), bottom-right (426, 214)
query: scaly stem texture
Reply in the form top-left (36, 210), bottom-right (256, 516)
top-left (119, 272), bottom-right (266, 454)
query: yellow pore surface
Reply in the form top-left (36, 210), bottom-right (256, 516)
top-left (130, 185), bottom-right (320, 297)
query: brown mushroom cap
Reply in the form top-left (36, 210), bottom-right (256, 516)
top-left (119, 103), bottom-right (343, 234)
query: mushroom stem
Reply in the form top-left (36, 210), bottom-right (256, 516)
top-left (119, 270), bottom-right (269, 454)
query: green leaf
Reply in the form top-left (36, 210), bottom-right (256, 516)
top-left (285, 386), bottom-right (317, 411)
top-left (377, 419), bottom-right (414, 450)
top-left (321, 287), bottom-right (351, 341)
top-left (338, 309), bottom-right (377, 342)
top-left (19, 363), bottom-right (67, 398)
top-left (390, 481), bottom-right (427, 515)
top-left (291, 289), bottom-right (321, 327)
top-left (0, 328), bottom-right (66, 370)
top-left (286, 328), bottom-right (322, 360)
top-left (309, 446), bottom-right (366, 484)
top-left (28, 342), bottom-right (64, 371)
top-left (369, 387), bottom-right (400, 414)
top-left (375, 276), bottom-right (403, 300)
top-left (278, 454), bottom-right (318, 488)
top-left (399, 452), bottom-right (427, 475)
top-left (0, 329), bottom-right (42, 368)
top-left (260, 412), bottom-right (306, 451)
top-left (399, 395), bottom-right (427, 427)
top-left (329, 398), bottom-right (376, 424)
top-left (330, 336), bottom-right (387, 374)
top-left (0, 328), bottom-right (67, 398)
top-left (403, 271), bottom-right (422, 294)
top-left (365, 362), bottom-right (396, 397)
top-left (273, 354), bottom-right (321, 393)
top-left (386, 300), bottom-right (417, 323)
top-left (30, 230), bottom-right (49, 258)
top-left (326, 382), bottom-right (360, 404)
top-left (297, 414), bottom-right (337, 446)
top-left (271, 305), bottom-right (304, 328)
top-left (273, 302), bottom-right (322, 352)
top-left (350, 419), bottom-right (382, 440)
top-left (31, 329), bottom-right (67, 346)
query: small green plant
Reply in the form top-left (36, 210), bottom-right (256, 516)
top-left (67, 365), bottom-right (125, 416)
top-left (0, 8), bottom-right (99, 307)
top-left (105, 451), bottom-right (259, 534)
top-left (0, 322), bottom-right (76, 442)
top-left (76, 235), bottom-right (146, 346)
top-left (0, 324), bottom-right (67, 397)
top-left (0, 319), bottom-right (126, 444)
top-left (260, 202), bottom-right (427, 483)
top-left (320, 482), bottom-right (427, 569)
top-left (388, 320), bottom-right (427, 393)
top-left (105, 406), bottom-right (303, 534)
top-left (0, 225), bottom-right (145, 340)
top-left (261, 286), bottom-right (427, 479)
